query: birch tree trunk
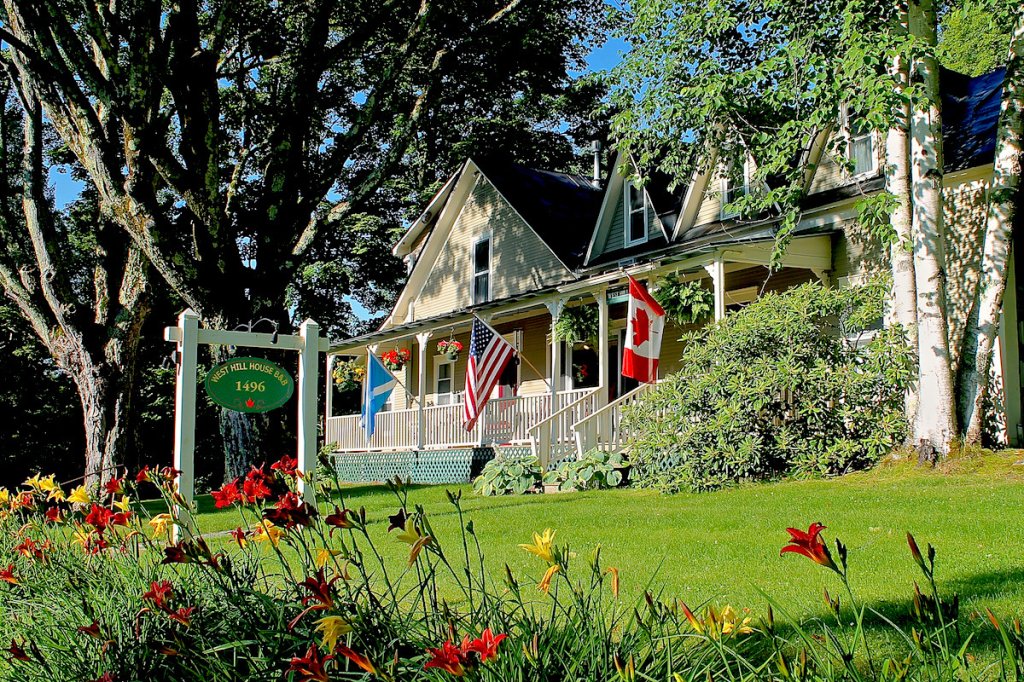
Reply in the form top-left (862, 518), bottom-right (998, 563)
top-left (959, 12), bottom-right (1024, 444)
top-left (886, 8), bottom-right (919, 427)
top-left (909, 0), bottom-right (958, 455)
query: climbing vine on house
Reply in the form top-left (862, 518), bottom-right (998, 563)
top-left (554, 305), bottom-right (599, 344)
top-left (654, 277), bottom-right (715, 325)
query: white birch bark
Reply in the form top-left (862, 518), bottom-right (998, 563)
top-left (909, 0), bottom-right (958, 454)
top-left (961, 13), bottom-right (1024, 444)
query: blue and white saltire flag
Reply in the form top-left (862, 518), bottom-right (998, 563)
top-left (361, 351), bottom-right (398, 442)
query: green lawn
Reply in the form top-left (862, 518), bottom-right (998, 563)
top-left (190, 451), bottom-right (1024, 631)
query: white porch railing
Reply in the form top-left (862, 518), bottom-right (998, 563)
top-left (325, 389), bottom-right (592, 452)
top-left (571, 383), bottom-right (655, 457)
top-left (528, 388), bottom-right (602, 469)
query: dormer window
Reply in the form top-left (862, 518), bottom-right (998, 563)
top-left (845, 108), bottom-right (876, 177)
top-left (624, 180), bottom-right (648, 247)
top-left (720, 158), bottom-right (750, 220)
top-left (473, 236), bottom-right (491, 304)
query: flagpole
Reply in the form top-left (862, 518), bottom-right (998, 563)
top-left (471, 314), bottom-right (551, 391)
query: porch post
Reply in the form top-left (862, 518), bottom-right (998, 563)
top-left (297, 319), bottom-right (320, 505)
top-left (705, 254), bottom-right (727, 321)
top-left (416, 331), bottom-right (432, 449)
top-left (596, 288), bottom-right (609, 404)
top-left (324, 355), bottom-right (335, 422)
top-left (546, 299), bottom-right (567, 406)
top-left (171, 309), bottom-right (199, 510)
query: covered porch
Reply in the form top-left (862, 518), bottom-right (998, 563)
top-left (324, 236), bottom-right (833, 471)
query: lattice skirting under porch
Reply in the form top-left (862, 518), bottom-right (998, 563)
top-left (332, 447), bottom-right (520, 484)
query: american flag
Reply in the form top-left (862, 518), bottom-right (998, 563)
top-left (463, 317), bottom-right (516, 431)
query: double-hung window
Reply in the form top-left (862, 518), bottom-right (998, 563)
top-left (435, 361), bottom-right (454, 405)
top-left (624, 181), bottom-right (648, 247)
top-left (473, 237), bottom-right (491, 304)
top-left (846, 108), bottom-right (876, 177)
top-left (720, 159), bottom-right (749, 220)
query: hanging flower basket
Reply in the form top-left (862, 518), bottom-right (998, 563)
top-left (381, 348), bottom-right (411, 371)
top-left (573, 362), bottom-right (590, 385)
top-left (332, 359), bottom-right (365, 392)
top-left (436, 339), bottom-right (463, 361)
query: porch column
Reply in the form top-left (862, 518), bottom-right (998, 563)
top-left (416, 331), bottom-right (432, 449)
top-left (596, 288), bottom-right (609, 404)
top-left (324, 355), bottom-right (335, 424)
top-left (705, 254), bottom-right (727, 321)
top-left (546, 299), bottom-right (567, 407)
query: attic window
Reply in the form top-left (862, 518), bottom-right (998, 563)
top-left (624, 180), bottom-right (648, 247)
top-left (720, 158), bottom-right (750, 220)
top-left (473, 236), bottom-right (491, 304)
top-left (845, 108), bottom-right (876, 177)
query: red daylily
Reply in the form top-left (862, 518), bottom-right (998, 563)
top-left (263, 492), bottom-right (314, 529)
top-left (85, 505), bottom-right (114, 532)
top-left (162, 543), bottom-right (190, 564)
top-left (780, 522), bottom-right (840, 573)
top-left (242, 467), bottom-right (272, 503)
top-left (425, 640), bottom-right (467, 676)
top-left (44, 506), bottom-right (63, 524)
top-left (463, 628), bottom-right (507, 663)
top-left (271, 455), bottom-right (301, 478)
top-left (297, 569), bottom-right (339, 611)
top-left (229, 527), bottom-right (248, 547)
top-left (142, 580), bottom-right (174, 609)
top-left (14, 538), bottom-right (48, 562)
top-left (135, 466), bottom-right (152, 483)
top-left (288, 645), bottom-right (332, 682)
top-left (211, 480), bottom-right (242, 508)
top-left (325, 506), bottom-right (355, 531)
top-left (7, 639), bottom-right (29, 662)
top-left (167, 606), bottom-right (194, 627)
top-left (336, 644), bottom-right (377, 675)
top-left (387, 508), bottom-right (409, 532)
top-left (77, 622), bottom-right (102, 639)
top-left (104, 475), bottom-right (124, 496)
top-left (0, 565), bottom-right (17, 585)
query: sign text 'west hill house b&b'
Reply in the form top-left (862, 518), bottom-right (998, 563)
top-left (205, 357), bottom-right (295, 413)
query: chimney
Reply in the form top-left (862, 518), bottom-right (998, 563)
top-left (591, 140), bottom-right (602, 188)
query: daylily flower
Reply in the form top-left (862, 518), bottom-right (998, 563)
top-left (167, 606), bottom-right (194, 627)
top-left (425, 640), bottom-right (467, 676)
top-left (409, 535), bottom-right (432, 566)
top-left (271, 455), bottom-right (301, 478)
top-left (314, 615), bottom-right (352, 651)
top-left (288, 644), bottom-right (332, 682)
top-left (606, 567), bottom-right (620, 598)
top-left (538, 564), bottom-right (560, 594)
top-left (314, 548), bottom-right (341, 569)
top-left (297, 569), bottom-right (339, 612)
top-left (387, 508), bottom-right (408, 532)
top-left (463, 628), bottom-right (507, 663)
top-left (229, 527), bottom-right (248, 548)
top-left (142, 580), bottom-right (174, 609)
top-left (68, 485), bottom-right (91, 505)
top-left (252, 519), bottom-right (284, 547)
top-left (135, 466), bottom-right (152, 483)
top-left (395, 518), bottom-right (424, 545)
top-left (520, 528), bottom-right (557, 565)
top-left (0, 565), bottom-right (18, 585)
top-left (46, 485), bottom-right (65, 502)
top-left (112, 495), bottom-right (132, 513)
top-left (23, 473), bottom-right (56, 494)
top-left (325, 506), bottom-right (355, 531)
top-left (780, 523), bottom-right (840, 573)
top-left (7, 639), bottom-right (29, 662)
top-left (336, 644), bottom-right (377, 675)
top-left (0, 488), bottom-right (10, 506)
top-left (104, 475), bottom-right (124, 496)
top-left (211, 480), bottom-right (242, 508)
top-left (149, 514), bottom-right (174, 539)
top-left (14, 538), bottom-right (48, 562)
top-left (77, 622), bottom-right (102, 639)
top-left (161, 543), bottom-right (190, 564)
top-left (242, 467), bottom-right (272, 503)
top-left (263, 492), bottom-right (314, 529)
top-left (44, 506), bottom-right (64, 524)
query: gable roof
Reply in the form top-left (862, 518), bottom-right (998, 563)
top-left (473, 158), bottom-right (604, 269)
top-left (942, 66), bottom-right (1005, 173)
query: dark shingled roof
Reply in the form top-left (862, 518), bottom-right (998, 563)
top-left (473, 158), bottom-right (604, 269)
top-left (942, 66), bottom-right (1005, 172)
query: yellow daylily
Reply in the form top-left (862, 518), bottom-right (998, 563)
top-left (315, 548), bottom-right (342, 569)
top-left (720, 605), bottom-right (754, 636)
top-left (47, 487), bottom-right (66, 502)
top-left (253, 520), bottom-right (284, 548)
top-left (0, 488), bottom-right (10, 506)
top-left (408, 536), bottom-right (431, 566)
top-left (149, 514), bottom-right (174, 539)
top-left (314, 615), bottom-right (352, 651)
top-left (519, 529), bottom-right (557, 565)
top-left (395, 519), bottom-right (423, 545)
top-left (68, 485), bottom-right (91, 505)
top-left (113, 495), bottom-right (132, 513)
top-left (537, 564), bottom-right (560, 594)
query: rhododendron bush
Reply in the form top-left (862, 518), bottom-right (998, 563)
top-left (0, 463), bottom-right (1021, 681)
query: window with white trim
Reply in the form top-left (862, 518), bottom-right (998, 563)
top-left (720, 158), bottom-right (750, 220)
top-left (624, 181), bottom-right (648, 247)
top-left (845, 108), bottom-right (877, 177)
top-left (472, 237), bottom-right (491, 304)
top-left (435, 360), bottom-right (454, 405)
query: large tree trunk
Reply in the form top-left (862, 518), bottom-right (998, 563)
top-left (208, 326), bottom-right (264, 481)
top-left (886, 9), bottom-right (919, 428)
top-left (909, 0), bottom-right (958, 455)
top-left (959, 14), bottom-right (1024, 445)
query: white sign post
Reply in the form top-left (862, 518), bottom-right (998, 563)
top-left (164, 311), bottom-right (329, 532)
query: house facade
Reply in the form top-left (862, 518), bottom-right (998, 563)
top-left (325, 68), bottom-right (1021, 482)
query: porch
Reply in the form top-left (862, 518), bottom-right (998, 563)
top-left (324, 236), bottom-right (833, 476)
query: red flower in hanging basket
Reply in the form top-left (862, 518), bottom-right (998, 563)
top-left (380, 348), bottom-right (411, 370)
top-left (436, 339), bottom-right (464, 357)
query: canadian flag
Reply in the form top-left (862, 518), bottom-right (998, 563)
top-left (622, 275), bottom-right (666, 384)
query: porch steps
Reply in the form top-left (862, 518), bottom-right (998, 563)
top-left (331, 446), bottom-right (530, 484)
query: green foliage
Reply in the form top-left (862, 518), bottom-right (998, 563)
top-left (625, 281), bottom-right (915, 492)
top-left (543, 450), bottom-right (626, 491)
top-left (554, 304), bottom-right (599, 344)
top-left (473, 455), bottom-right (542, 495)
top-left (653, 276), bottom-right (715, 325)
top-left (857, 191), bottom-right (902, 248)
top-left (938, 0), bottom-right (1015, 76)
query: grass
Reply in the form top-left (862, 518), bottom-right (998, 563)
top-left (188, 450), bottom-right (1024, 639)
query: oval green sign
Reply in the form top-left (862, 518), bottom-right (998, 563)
top-left (205, 357), bottom-right (294, 413)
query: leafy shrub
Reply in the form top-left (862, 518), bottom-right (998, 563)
top-left (625, 280), bottom-right (915, 492)
top-left (543, 449), bottom-right (626, 491)
top-left (472, 454), bottom-right (542, 495)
